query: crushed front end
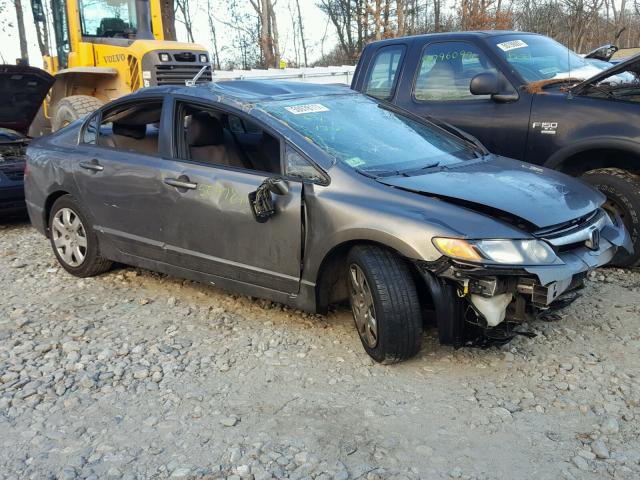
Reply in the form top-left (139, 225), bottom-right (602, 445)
top-left (419, 209), bottom-right (632, 345)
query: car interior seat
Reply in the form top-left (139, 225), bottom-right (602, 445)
top-left (418, 60), bottom-right (469, 100)
top-left (97, 18), bottom-right (127, 37)
top-left (187, 112), bottom-right (244, 168)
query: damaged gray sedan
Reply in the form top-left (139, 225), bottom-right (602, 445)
top-left (25, 81), bottom-right (631, 363)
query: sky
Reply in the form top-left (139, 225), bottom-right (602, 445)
top-left (0, 0), bottom-right (345, 68)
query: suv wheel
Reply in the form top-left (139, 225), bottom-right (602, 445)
top-left (49, 195), bottom-right (112, 277)
top-left (347, 245), bottom-right (423, 363)
top-left (582, 168), bottom-right (640, 267)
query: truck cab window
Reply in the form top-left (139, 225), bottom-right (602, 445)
top-left (364, 45), bottom-right (406, 100)
top-left (79, 0), bottom-right (137, 37)
top-left (414, 42), bottom-right (498, 101)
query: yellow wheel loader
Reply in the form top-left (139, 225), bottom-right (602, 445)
top-left (31, 0), bottom-right (210, 133)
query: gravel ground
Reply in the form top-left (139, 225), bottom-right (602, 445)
top-left (1, 219), bottom-right (639, 480)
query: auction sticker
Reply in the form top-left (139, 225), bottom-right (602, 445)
top-left (496, 40), bottom-right (528, 52)
top-left (285, 104), bottom-right (329, 114)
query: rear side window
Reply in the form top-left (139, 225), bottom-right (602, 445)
top-left (364, 45), bottom-right (406, 100)
top-left (83, 100), bottom-right (163, 156)
top-left (414, 41), bottom-right (498, 101)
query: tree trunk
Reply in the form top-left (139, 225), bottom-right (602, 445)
top-left (160, 0), bottom-right (177, 40)
top-left (397, 0), bottom-right (405, 35)
top-left (14, 0), bottom-right (29, 64)
top-left (207, 0), bottom-right (221, 69)
top-left (296, 0), bottom-right (308, 66)
top-left (269, 3), bottom-right (280, 67)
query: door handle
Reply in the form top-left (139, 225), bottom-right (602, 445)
top-left (164, 177), bottom-right (198, 190)
top-left (79, 160), bottom-right (104, 172)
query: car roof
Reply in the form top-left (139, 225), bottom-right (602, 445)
top-left (132, 80), bottom-right (355, 109)
top-left (364, 30), bottom-right (541, 47)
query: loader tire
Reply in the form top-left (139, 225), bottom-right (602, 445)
top-left (51, 96), bottom-right (103, 131)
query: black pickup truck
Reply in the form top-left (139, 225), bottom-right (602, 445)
top-left (351, 31), bottom-right (640, 267)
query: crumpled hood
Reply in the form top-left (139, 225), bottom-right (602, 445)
top-left (571, 52), bottom-right (640, 94)
top-left (0, 65), bottom-right (54, 135)
top-left (377, 156), bottom-right (605, 229)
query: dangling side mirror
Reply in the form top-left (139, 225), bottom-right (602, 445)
top-left (248, 177), bottom-right (289, 223)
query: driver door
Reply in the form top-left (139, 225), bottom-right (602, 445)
top-left (392, 40), bottom-right (532, 160)
top-left (160, 101), bottom-right (303, 294)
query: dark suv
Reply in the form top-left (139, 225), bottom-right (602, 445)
top-left (352, 31), bottom-right (640, 267)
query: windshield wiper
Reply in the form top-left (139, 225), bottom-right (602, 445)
top-left (584, 82), bottom-right (617, 98)
top-left (356, 168), bottom-right (410, 178)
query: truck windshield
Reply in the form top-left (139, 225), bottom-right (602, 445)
top-left (79, 0), bottom-right (137, 37)
top-left (489, 34), bottom-right (604, 83)
top-left (259, 94), bottom-right (480, 176)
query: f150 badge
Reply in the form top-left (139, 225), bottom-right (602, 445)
top-left (532, 122), bottom-right (558, 135)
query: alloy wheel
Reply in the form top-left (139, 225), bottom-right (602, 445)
top-left (348, 263), bottom-right (378, 348)
top-left (51, 207), bottom-right (88, 267)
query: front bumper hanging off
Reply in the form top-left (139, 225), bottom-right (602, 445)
top-left (421, 211), bottom-right (632, 335)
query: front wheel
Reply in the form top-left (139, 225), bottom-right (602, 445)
top-left (582, 168), bottom-right (640, 267)
top-left (347, 245), bottom-right (423, 363)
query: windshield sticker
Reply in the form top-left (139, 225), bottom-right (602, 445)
top-left (285, 104), bottom-right (329, 115)
top-left (532, 121), bottom-right (558, 135)
top-left (345, 157), bottom-right (366, 168)
top-left (496, 40), bottom-right (528, 52)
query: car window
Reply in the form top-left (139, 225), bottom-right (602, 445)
top-left (82, 112), bottom-right (99, 145)
top-left (414, 41), bottom-right (498, 101)
top-left (259, 94), bottom-right (480, 176)
top-left (364, 45), bottom-right (406, 100)
top-left (85, 100), bottom-right (163, 156)
top-left (284, 145), bottom-right (325, 183)
top-left (176, 102), bottom-right (282, 175)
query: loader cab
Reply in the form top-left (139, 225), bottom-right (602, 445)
top-left (30, 0), bottom-right (210, 133)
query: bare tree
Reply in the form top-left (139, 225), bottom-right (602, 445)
top-left (206, 0), bottom-right (222, 69)
top-left (160, 0), bottom-right (177, 40)
top-left (296, 0), bottom-right (309, 66)
top-left (31, 0), bottom-right (51, 57)
top-left (175, 0), bottom-right (195, 43)
top-left (13, 0), bottom-right (29, 63)
top-left (250, 0), bottom-right (280, 67)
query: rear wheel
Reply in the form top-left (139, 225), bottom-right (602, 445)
top-left (582, 168), bottom-right (640, 267)
top-left (51, 95), bottom-right (103, 131)
top-left (347, 245), bottom-right (423, 363)
top-left (49, 195), bottom-right (112, 277)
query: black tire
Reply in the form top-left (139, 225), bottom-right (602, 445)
top-left (51, 96), bottom-right (103, 131)
top-left (49, 195), bottom-right (112, 277)
top-left (346, 245), bottom-right (423, 363)
top-left (582, 168), bottom-right (640, 267)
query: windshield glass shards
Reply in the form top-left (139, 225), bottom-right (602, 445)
top-left (259, 95), bottom-right (480, 176)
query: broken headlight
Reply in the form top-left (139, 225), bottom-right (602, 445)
top-left (433, 238), bottom-right (558, 265)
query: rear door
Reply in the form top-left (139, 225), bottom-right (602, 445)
top-left (159, 100), bottom-right (304, 294)
top-left (72, 97), bottom-right (182, 261)
top-left (389, 39), bottom-right (532, 160)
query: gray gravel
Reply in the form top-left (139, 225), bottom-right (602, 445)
top-left (1, 221), bottom-right (640, 480)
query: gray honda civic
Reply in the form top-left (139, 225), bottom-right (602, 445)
top-left (25, 81), bottom-right (631, 363)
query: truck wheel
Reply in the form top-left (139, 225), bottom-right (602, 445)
top-left (582, 168), bottom-right (640, 267)
top-left (49, 195), bottom-right (112, 277)
top-left (347, 245), bottom-right (423, 363)
top-left (51, 96), bottom-right (103, 131)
